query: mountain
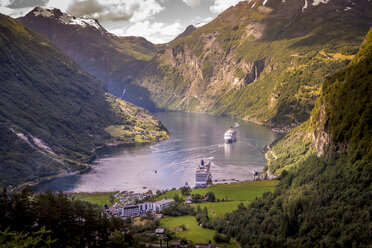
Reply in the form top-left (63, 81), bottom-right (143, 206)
top-left (173, 25), bottom-right (197, 41)
top-left (130, 0), bottom-right (372, 127)
top-left (214, 27), bottom-right (372, 248)
top-left (0, 14), bottom-right (168, 188)
top-left (18, 7), bottom-right (157, 97)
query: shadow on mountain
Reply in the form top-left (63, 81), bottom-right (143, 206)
top-left (120, 83), bottom-right (161, 113)
top-left (32, 174), bottom-right (81, 192)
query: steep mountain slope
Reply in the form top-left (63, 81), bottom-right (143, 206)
top-left (132, 0), bottom-right (372, 127)
top-left (0, 14), bottom-right (168, 188)
top-left (18, 7), bottom-right (157, 97)
top-left (215, 27), bottom-right (372, 247)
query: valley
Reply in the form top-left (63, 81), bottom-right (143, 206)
top-left (0, 0), bottom-right (371, 247)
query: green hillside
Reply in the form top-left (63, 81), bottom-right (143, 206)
top-left (213, 27), bottom-right (372, 247)
top-left (132, 0), bottom-right (372, 127)
top-left (0, 14), bottom-right (168, 188)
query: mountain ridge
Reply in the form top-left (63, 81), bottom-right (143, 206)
top-left (215, 26), bottom-right (372, 248)
top-left (18, 7), bottom-right (157, 97)
top-left (129, 0), bottom-right (372, 128)
top-left (0, 13), bottom-right (168, 188)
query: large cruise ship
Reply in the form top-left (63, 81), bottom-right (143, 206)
top-left (195, 159), bottom-right (212, 188)
top-left (224, 127), bottom-right (237, 143)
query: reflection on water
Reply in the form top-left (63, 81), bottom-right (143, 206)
top-left (34, 112), bottom-right (278, 193)
top-left (224, 143), bottom-right (232, 157)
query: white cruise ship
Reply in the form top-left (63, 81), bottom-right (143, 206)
top-left (224, 127), bottom-right (237, 143)
top-left (195, 159), bottom-right (212, 188)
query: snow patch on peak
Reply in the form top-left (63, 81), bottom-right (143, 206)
top-left (31, 7), bottom-right (106, 33)
top-left (33, 6), bottom-right (54, 17)
top-left (312, 0), bottom-right (329, 6)
top-left (58, 12), bottom-right (105, 32)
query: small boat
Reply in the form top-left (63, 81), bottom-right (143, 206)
top-left (224, 127), bottom-right (237, 143)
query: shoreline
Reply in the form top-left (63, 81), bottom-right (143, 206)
top-left (14, 138), bottom-right (169, 192)
top-left (16, 111), bottom-right (284, 193)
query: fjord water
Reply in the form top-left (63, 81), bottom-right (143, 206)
top-left (34, 112), bottom-right (278, 192)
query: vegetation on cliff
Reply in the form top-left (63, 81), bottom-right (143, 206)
top-left (212, 27), bottom-right (372, 247)
top-left (131, 0), bottom-right (372, 127)
top-left (0, 14), bottom-right (168, 188)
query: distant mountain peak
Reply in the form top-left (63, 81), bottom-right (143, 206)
top-left (172, 25), bottom-right (196, 42)
top-left (26, 7), bottom-right (107, 33)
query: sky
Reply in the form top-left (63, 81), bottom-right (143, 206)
top-left (0, 0), bottom-right (245, 43)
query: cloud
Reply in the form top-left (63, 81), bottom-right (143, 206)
top-left (193, 16), bottom-right (213, 27)
top-left (182, 0), bottom-right (201, 7)
top-left (210, 0), bottom-right (242, 13)
top-left (110, 20), bottom-right (184, 44)
top-left (67, 0), bottom-right (164, 22)
top-left (0, 6), bottom-right (29, 16)
top-left (0, 0), bottom-right (48, 17)
top-left (8, 0), bottom-right (48, 8)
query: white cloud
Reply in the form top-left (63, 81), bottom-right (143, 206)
top-left (183, 0), bottom-right (201, 7)
top-left (195, 17), bottom-right (213, 27)
top-left (0, 0), bottom-right (31, 17)
top-left (67, 0), bottom-right (164, 22)
top-left (0, 6), bottom-right (33, 17)
top-left (110, 20), bottom-right (184, 44)
top-left (210, 0), bottom-right (243, 13)
top-left (46, 0), bottom-right (73, 11)
top-left (0, 0), bottom-right (165, 22)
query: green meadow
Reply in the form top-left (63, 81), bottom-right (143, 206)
top-left (68, 192), bottom-right (115, 207)
top-left (158, 180), bottom-right (278, 202)
top-left (158, 180), bottom-right (278, 245)
top-left (159, 216), bottom-right (239, 248)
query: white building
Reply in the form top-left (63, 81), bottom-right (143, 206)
top-left (112, 199), bottom-right (174, 219)
top-left (118, 204), bottom-right (140, 218)
top-left (139, 199), bottom-right (174, 214)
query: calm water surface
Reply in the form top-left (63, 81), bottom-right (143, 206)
top-left (34, 112), bottom-right (278, 192)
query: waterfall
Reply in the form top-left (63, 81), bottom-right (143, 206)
top-left (120, 88), bottom-right (126, 99)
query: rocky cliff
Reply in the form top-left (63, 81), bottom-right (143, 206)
top-left (266, 26), bottom-right (372, 175)
top-left (131, 0), bottom-right (372, 127)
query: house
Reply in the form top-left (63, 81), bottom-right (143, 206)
top-left (185, 196), bottom-right (192, 204)
top-left (171, 241), bottom-right (181, 247)
top-left (155, 228), bottom-right (168, 235)
top-left (106, 207), bottom-right (121, 217)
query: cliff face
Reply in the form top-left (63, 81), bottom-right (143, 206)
top-left (219, 28), bottom-right (372, 247)
top-left (267, 26), bottom-right (372, 175)
top-left (132, 0), bottom-right (372, 127)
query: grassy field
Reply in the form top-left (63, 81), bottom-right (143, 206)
top-left (159, 216), bottom-right (239, 248)
top-left (68, 192), bottom-right (115, 207)
top-left (158, 180), bottom-right (279, 201)
top-left (195, 201), bottom-right (244, 219)
top-left (158, 180), bottom-right (279, 246)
